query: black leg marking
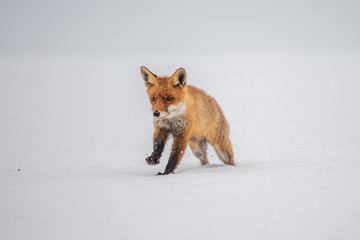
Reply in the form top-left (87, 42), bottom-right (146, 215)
top-left (153, 137), bottom-right (165, 157)
top-left (146, 136), bottom-right (166, 166)
top-left (164, 151), bottom-right (180, 174)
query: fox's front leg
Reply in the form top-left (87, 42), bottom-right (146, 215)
top-left (146, 129), bottom-right (169, 165)
top-left (158, 133), bottom-right (189, 175)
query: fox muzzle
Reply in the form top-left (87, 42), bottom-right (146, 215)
top-left (153, 110), bottom-right (160, 117)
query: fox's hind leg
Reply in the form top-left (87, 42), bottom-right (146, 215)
top-left (189, 137), bottom-right (209, 165)
top-left (213, 136), bottom-right (235, 166)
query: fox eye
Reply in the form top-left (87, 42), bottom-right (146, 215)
top-left (166, 97), bottom-right (174, 102)
top-left (151, 97), bottom-right (155, 102)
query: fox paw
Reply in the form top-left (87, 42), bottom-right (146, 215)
top-left (156, 171), bottom-right (174, 176)
top-left (146, 156), bottom-right (160, 165)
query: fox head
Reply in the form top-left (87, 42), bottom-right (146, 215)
top-left (140, 66), bottom-right (187, 120)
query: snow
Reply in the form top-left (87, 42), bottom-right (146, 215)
top-left (1, 53), bottom-right (360, 240)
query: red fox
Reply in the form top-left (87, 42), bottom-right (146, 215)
top-left (140, 66), bottom-right (235, 175)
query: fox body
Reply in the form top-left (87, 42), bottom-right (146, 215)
top-left (140, 66), bottom-right (235, 175)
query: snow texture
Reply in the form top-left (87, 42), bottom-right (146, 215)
top-left (1, 0), bottom-right (360, 239)
top-left (1, 54), bottom-right (360, 240)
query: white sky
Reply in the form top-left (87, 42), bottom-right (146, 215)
top-left (0, 0), bottom-right (359, 55)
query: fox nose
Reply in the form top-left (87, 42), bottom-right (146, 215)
top-left (153, 110), bottom-right (160, 117)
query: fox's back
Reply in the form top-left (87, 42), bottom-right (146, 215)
top-left (186, 85), bottom-right (229, 140)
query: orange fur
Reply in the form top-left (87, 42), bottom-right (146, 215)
top-left (141, 66), bottom-right (234, 175)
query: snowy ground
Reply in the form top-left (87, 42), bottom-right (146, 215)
top-left (1, 53), bottom-right (360, 240)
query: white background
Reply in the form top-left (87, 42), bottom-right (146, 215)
top-left (1, 1), bottom-right (360, 239)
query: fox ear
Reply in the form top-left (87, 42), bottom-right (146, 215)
top-left (170, 68), bottom-right (187, 89)
top-left (140, 66), bottom-right (157, 88)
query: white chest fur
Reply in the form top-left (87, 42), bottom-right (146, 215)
top-left (156, 117), bottom-right (186, 137)
top-left (154, 101), bottom-right (187, 136)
